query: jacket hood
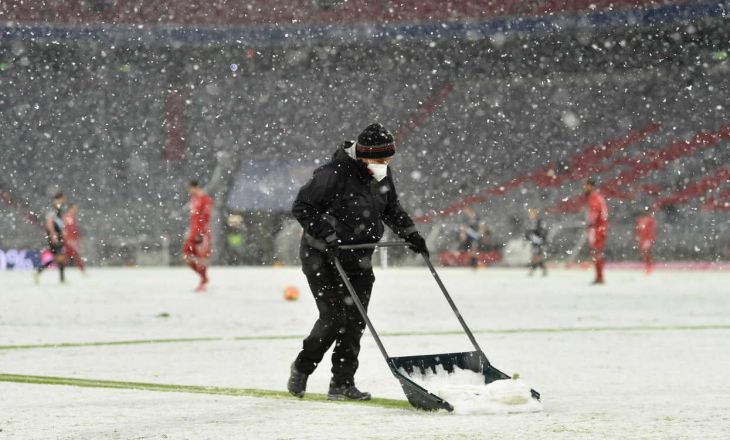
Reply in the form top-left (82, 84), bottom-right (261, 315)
top-left (331, 141), bottom-right (372, 181)
top-left (332, 141), bottom-right (356, 163)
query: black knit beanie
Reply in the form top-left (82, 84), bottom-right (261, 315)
top-left (356, 123), bottom-right (396, 159)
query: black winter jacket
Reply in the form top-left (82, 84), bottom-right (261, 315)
top-left (293, 143), bottom-right (417, 274)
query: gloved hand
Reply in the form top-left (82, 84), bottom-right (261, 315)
top-left (324, 235), bottom-right (341, 260)
top-left (405, 232), bottom-right (429, 257)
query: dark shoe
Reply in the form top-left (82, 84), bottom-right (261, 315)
top-left (591, 279), bottom-right (605, 285)
top-left (287, 363), bottom-right (308, 398)
top-left (327, 381), bottom-right (371, 401)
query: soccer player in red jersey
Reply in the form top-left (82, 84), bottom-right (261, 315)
top-left (584, 179), bottom-right (608, 284)
top-left (635, 213), bottom-right (657, 274)
top-left (63, 203), bottom-right (86, 273)
top-left (183, 180), bottom-right (213, 292)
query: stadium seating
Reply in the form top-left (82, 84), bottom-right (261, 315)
top-left (1, 39), bottom-right (728, 263)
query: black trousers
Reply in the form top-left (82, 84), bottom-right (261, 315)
top-left (38, 239), bottom-right (65, 281)
top-left (530, 246), bottom-right (546, 270)
top-left (294, 263), bottom-right (374, 386)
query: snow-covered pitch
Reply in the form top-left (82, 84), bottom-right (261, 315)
top-left (1, 266), bottom-right (728, 439)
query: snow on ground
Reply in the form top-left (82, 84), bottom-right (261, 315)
top-left (402, 365), bottom-right (543, 414)
top-left (1, 266), bottom-right (729, 439)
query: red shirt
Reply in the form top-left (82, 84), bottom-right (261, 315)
top-left (586, 190), bottom-right (608, 232)
top-left (635, 215), bottom-right (656, 243)
top-left (190, 193), bottom-right (213, 237)
top-left (63, 212), bottom-right (80, 241)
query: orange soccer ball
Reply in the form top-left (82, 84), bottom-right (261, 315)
top-left (283, 286), bottom-right (300, 301)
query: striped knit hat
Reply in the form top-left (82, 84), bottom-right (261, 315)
top-left (356, 123), bottom-right (395, 159)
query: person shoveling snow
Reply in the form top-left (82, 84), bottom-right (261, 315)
top-left (300, 239), bottom-right (541, 412)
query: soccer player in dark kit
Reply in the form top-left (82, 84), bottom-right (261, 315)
top-left (525, 207), bottom-right (548, 276)
top-left (34, 192), bottom-right (66, 284)
top-left (287, 123), bottom-right (428, 401)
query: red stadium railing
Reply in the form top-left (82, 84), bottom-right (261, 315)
top-left (654, 167), bottom-right (730, 212)
top-left (701, 187), bottom-right (730, 212)
top-left (412, 121), bottom-right (729, 221)
top-left (546, 125), bottom-right (730, 214)
top-left (414, 123), bottom-right (661, 223)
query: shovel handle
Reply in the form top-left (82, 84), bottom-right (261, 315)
top-left (332, 256), bottom-right (392, 363)
top-left (339, 240), bottom-right (487, 361)
top-left (338, 241), bottom-right (411, 250)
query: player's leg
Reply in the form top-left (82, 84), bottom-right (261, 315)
top-left (588, 230), bottom-right (605, 284)
top-left (37, 239), bottom-right (55, 276)
top-left (183, 235), bottom-right (210, 291)
top-left (296, 272), bottom-right (344, 372)
top-left (37, 257), bottom-right (53, 273)
top-left (198, 257), bottom-right (208, 281)
top-left (67, 242), bottom-right (85, 272)
top-left (538, 250), bottom-right (547, 276)
top-left (290, 268), bottom-right (344, 397)
top-left (184, 254), bottom-right (207, 292)
top-left (182, 239), bottom-right (197, 270)
top-left (183, 254), bottom-right (200, 276)
top-left (528, 253), bottom-right (536, 276)
top-left (55, 245), bottom-right (66, 282)
top-left (34, 249), bottom-right (54, 284)
top-left (36, 242), bottom-right (62, 283)
top-left (468, 241), bottom-right (478, 269)
top-left (647, 248), bottom-right (653, 273)
top-left (194, 257), bottom-right (209, 292)
top-left (592, 247), bottom-right (605, 284)
top-left (195, 235), bottom-right (211, 290)
top-left (65, 244), bottom-right (76, 267)
top-left (57, 258), bottom-right (65, 282)
top-left (641, 241), bottom-right (653, 274)
top-left (328, 270), bottom-right (374, 401)
top-left (182, 239), bottom-right (204, 284)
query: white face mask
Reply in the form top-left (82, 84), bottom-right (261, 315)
top-left (367, 163), bottom-right (388, 181)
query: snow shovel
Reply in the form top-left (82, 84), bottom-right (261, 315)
top-left (334, 241), bottom-right (540, 412)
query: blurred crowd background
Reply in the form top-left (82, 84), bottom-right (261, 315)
top-left (1, 0), bottom-right (728, 267)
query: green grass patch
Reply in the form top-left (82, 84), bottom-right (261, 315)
top-left (0, 373), bottom-right (412, 410)
top-left (1, 324), bottom-right (728, 351)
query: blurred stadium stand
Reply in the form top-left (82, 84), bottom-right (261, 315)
top-left (0, 1), bottom-right (707, 26)
top-left (0, 1), bottom-right (728, 265)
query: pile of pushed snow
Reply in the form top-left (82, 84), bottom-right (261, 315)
top-left (400, 366), bottom-right (543, 415)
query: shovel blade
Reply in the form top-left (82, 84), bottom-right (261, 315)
top-left (391, 369), bottom-right (454, 412)
top-left (389, 351), bottom-right (540, 408)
